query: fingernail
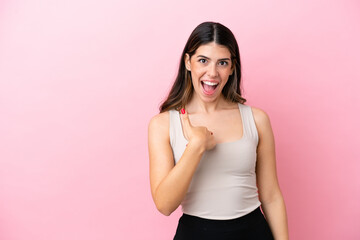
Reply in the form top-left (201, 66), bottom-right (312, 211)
top-left (181, 108), bottom-right (185, 114)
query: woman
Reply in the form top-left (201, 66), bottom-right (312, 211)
top-left (148, 22), bottom-right (289, 239)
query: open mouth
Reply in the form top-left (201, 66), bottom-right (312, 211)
top-left (201, 80), bottom-right (219, 95)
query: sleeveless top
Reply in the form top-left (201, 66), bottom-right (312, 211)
top-left (169, 103), bottom-right (261, 220)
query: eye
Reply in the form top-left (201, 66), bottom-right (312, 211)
top-left (199, 59), bottom-right (207, 64)
top-left (218, 61), bottom-right (229, 66)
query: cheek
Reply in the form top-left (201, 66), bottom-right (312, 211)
top-left (191, 63), bottom-right (207, 75)
top-left (190, 68), bottom-right (205, 80)
top-left (219, 70), bottom-right (232, 80)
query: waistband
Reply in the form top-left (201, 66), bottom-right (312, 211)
top-left (180, 207), bottom-right (264, 228)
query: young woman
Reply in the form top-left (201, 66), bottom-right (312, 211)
top-left (148, 22), bottom-right (289, 240)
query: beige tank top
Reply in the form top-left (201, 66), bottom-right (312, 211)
top-left (169, 103), bottom-right (261, 220)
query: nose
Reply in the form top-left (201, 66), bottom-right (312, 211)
top-left (207, 63), bottom-right (218, 78)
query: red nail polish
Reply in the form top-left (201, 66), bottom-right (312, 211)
top-left (181, 108), bottom-right (185, 114)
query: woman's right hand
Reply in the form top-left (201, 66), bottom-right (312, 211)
top-left (180, 108), bottom-right (216, 151)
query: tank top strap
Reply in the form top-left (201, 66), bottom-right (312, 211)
top-left (238, 103), bottom-right (259, 143)
top-left (169, 109), bottom-right (187, 149)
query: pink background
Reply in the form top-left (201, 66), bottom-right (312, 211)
top-left (1, 0), bottom-right (359, 239)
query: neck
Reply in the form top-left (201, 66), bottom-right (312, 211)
top-left (186, 93), bottom-right (227, 114)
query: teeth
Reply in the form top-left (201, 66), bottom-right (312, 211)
top-left (202, 81), bottom-right (218, 86)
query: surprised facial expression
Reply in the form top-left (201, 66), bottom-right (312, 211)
top-left (185, 42), bottom-right (234, 102)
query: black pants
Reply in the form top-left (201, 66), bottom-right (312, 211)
top-left (173, 207), bottom-right (274, 240)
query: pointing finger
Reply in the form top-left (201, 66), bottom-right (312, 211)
top-left (180, 108), bottom-right (193, 128)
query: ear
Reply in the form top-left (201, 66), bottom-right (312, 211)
top-left (184, 53), bottom-right (191, 71)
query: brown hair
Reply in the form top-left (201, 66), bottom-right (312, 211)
top-left (159, 22), bottom-right (246, 113)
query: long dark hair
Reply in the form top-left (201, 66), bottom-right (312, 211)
top-left (159, 22), bottom-right (246, 113)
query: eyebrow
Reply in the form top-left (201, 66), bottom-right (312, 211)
top-left (196, 55), bottom-right (231, 61)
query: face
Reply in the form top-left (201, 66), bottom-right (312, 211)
top-left (185, 42), bottom-right (233, 102)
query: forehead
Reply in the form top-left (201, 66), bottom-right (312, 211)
top-left (194, 42), bottom-right (231, 58)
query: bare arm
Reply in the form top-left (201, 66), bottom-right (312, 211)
top-left (148, 109), bottom-right (215, 216)
top-left (252, 107), bottom-right (289, 240)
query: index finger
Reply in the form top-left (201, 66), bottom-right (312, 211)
top-left (180, 108), bottom-right (192, 140)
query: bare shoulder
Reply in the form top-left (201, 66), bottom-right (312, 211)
top-left (249, 106), bottom-right (273, 134)
top-left (149, 111), bottom-right (170, 127)
top-left (250, 106), bottom-right (270, 124)
top-left (148, 111), bottom-right (170, 140)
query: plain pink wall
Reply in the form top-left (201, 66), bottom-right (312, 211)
top-left (0, 0), bottom-right (359, 239)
